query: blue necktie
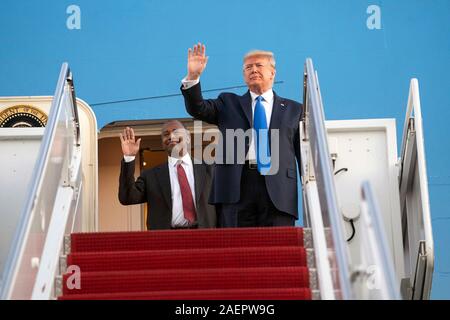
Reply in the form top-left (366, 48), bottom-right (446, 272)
top-left (254, 96), bottom-right (270, 174)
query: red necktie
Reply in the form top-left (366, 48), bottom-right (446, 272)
top-left (176, 162), bottom-right (196, 223)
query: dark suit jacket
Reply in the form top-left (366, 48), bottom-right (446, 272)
top-left (118, 158), bottom-right (216, 230)
top-left (181, 82), bottom-right (303, 218)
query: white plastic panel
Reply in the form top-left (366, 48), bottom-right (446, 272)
top-left (75, 98), bottom-right (98, 233)
top-left (325, 119), bottom-right (405, 285)
top-left (0, 129), bottom-right (44, 278)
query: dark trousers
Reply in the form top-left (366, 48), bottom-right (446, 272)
top-left (217, 166), bottom-right (295, 228)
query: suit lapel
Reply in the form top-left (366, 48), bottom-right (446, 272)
top-left (240, 90), bottom-right (285, 130)
top-left (269, 91), bottom-right (284, 131)
top-left (269, 92), bottom-right (285, 148)
top-left (239, 89), bottom-right (285, 152)
top-left (192, 161), bottom-right (206, 206)
top-left (239, 91), bottom-right (252, 127)
top-left (155, 163), bottom-right (172, 211)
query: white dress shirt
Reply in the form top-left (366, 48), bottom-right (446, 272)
top-left (168, 154), bottom-right (196, 227)
top-left (124, 153), bottom-right (196, 227)
top-left (247, 90), bottom-right (274, 161)
top-left (181, 77), bottom-right (274, 162)
top-left (181, 76), bottom-right (200, 90)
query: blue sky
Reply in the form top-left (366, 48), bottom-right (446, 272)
top-left (0, 0), bottom-right (449, 298)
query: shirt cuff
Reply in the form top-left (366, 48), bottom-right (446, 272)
top-left (181, 77), bottom-right (200, 90)
top-left (123, 155), bottom-right (136, 163)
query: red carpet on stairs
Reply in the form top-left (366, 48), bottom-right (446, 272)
top-left (59, 288), bottom-right (312, 300)
top-left (58, 227), bottom-right (312, 300)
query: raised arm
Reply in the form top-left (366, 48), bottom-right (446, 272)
top-left (181, 43), bottom-right (222, 125)
top-left (118, 127), bottom-right (146, 205)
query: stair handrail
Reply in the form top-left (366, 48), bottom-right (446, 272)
top-left (355, 181), bottom-right (401, 299)
top-left (301, 58), bottom-right (352, 299)
top-left (0, 63), bottom-right (82, 299)
top-left (398, 79), bottom-right (434, 299)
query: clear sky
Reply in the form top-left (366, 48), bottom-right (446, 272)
top-left (0, 0), bottom-right (449, 298)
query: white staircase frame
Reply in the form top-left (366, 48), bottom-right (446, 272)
top-left (0, 63), bottom-right (83, 300)
top-left (398, 79), bottom-right (434, 299)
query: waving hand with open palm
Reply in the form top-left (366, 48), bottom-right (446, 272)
top-left (120, 127), bottom-right (141, 157)
top-left (187, 43), bottom-right (209, 81)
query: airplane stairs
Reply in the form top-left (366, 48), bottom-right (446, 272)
top-left (57, 227), bottom-right (316, 300)
top-left (1, 61), bottom-right (433, 300)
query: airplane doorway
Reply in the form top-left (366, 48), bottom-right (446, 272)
top-left (97, 118), bottom-right (217, 232)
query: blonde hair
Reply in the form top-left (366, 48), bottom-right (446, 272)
top-left (243, 50), bottom-right (276, 69)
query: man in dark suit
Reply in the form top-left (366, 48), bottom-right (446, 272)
top-left (180, 43), bottom-right (302, 228)
top-left (118, 120), bottom-right (216, 230)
